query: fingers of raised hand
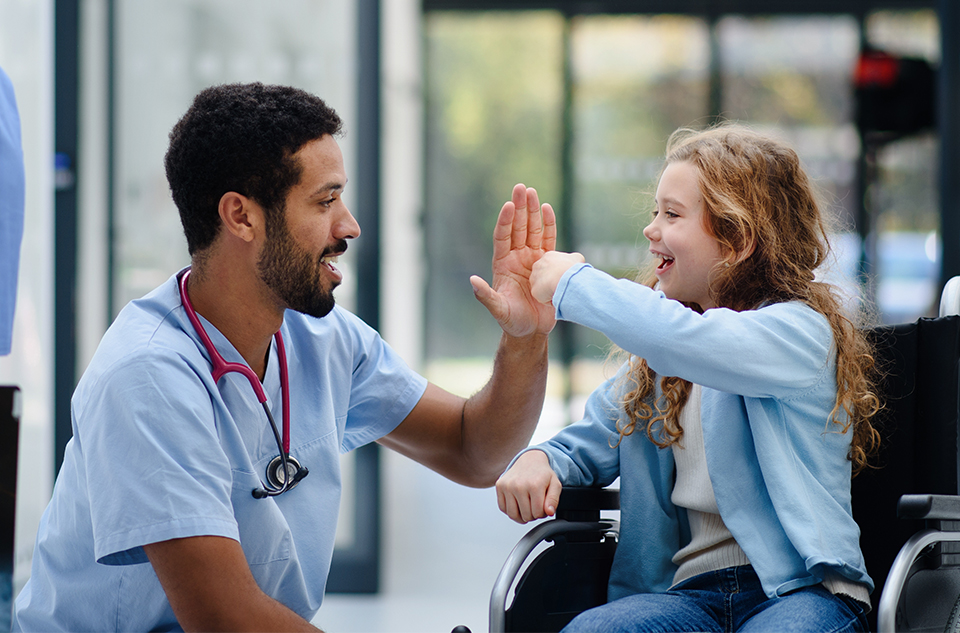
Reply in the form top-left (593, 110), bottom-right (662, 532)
top-left (470, 275), bottom-right (506, 320)
top-left (541, 203), bottom-right (557, 252)
top-left (510, 184), bottom-right (529, 249)
top-left (525, 188), bottom-right (544, 250)
top-left (491, 201), bottom-right (516, 261)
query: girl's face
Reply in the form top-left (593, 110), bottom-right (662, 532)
top-left (643, 160), bottom-right (726, 310)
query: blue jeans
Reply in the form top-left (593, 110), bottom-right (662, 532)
top-left (561, 566), bottom-right (869, 633)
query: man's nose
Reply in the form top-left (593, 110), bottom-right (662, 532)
top-left (337, 206), bottom-right (361, 240)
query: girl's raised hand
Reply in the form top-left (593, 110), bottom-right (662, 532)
top-left (530, 251), bottom-right (586, 305)
top-left (495, 449), bottom-right (562, 524)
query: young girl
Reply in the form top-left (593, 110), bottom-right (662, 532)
top-left (497, 125), bottom-right (880, 632)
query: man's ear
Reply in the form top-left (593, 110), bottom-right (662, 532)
top-left (218, 192), bottom-right (262, 243)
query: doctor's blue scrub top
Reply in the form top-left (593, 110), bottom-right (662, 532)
top-left (13, 271), bottom-right (428, 631)
top-left (0, 64), bottom-right (24, 356)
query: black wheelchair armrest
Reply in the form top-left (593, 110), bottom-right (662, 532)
top-left (555, 487), bottom-right (620, 522)
top-left (897, 494), bottom-right (960, 522)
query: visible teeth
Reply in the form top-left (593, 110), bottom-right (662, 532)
top-left (322, 255), bottom-right (339, 265)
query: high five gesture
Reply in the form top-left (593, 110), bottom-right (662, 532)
top-left (470, 183), bottom-right (558, 338)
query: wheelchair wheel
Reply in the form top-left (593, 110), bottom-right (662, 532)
top-left (946, 594), bottom-right (960, 633)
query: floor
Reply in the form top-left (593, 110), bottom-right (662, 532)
top-left (312, 401), bottom-right (574, 633)
top-left (313, 450), bottom-right (530, 633)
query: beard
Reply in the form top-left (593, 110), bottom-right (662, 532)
top-left (257, 212), bottom-right (345, 319)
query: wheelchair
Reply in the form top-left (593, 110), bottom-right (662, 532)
top-left (480, 278), bottom-right (960, 633)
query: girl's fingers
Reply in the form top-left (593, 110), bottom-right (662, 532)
top-left (544, 477), bottom-right (562, 517)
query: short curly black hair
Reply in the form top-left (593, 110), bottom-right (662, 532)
top-left (164, 82), bottom-right (343, 255)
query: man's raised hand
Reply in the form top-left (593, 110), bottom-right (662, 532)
top-left (470, 183), bottom-right (557, 338)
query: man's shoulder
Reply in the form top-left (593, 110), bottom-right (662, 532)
top-left (283, 306), bottom-right (420, 389)
top-left (81, 276), bottom-right (199, 384)
top-left (283, 304), bottom-right (380, 345)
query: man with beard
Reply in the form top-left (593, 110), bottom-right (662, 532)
top-left (13, 83), bottom-right (555, 632)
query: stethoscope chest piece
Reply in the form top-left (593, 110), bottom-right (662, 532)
top-left (266, 455), bottom-right (304, 491)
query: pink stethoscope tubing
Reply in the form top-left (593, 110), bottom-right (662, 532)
top-left (178, 269), bottom-right (302, 497)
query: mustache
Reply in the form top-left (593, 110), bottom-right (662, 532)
top-left (321, 240), bottom-right (348, 259)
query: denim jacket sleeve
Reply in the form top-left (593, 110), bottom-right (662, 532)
top-left (552, 264), bottom-right (833, 400)
top-left (528, 366), bottom-right (628, 488)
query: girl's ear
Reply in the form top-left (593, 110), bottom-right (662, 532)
top-left (728, 232), bottom-right (757, 266)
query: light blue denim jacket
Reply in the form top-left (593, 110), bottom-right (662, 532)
top-left (532, 263), bottom-right (872, 601)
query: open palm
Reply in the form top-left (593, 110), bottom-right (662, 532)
top-left (471, 184), bottom-right (558, 338)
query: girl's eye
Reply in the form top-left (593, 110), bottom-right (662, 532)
top-left (653, 208), bottom-right (678, 219)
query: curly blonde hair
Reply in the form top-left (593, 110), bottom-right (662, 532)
top-left (616, 124), bottom-right (881, 474)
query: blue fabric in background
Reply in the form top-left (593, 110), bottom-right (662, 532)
top-left (0, 65), bottom-right (25, 356)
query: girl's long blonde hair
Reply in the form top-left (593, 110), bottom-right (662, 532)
top-left (617, 124), bottom-right (881, 474)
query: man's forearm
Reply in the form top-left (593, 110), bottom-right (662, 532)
top-left (145, 536), bottom-right (323, 633)
top-left (461, 330), bottom-right (549, 486)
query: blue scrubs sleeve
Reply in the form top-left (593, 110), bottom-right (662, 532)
top-left (336, 311), bottom-right (427, 452)
top-left (76, 351), bottom-right (239, 565)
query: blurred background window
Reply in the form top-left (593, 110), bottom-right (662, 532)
top-left (423, 11), bottom-right (565, 360)
top-left (113, 0), bottom-right (358, 313)
top-left (862, 11), bottom-right (940, 324)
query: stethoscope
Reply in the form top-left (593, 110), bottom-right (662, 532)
top-left (178, 269), bottom-right (308, 499)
